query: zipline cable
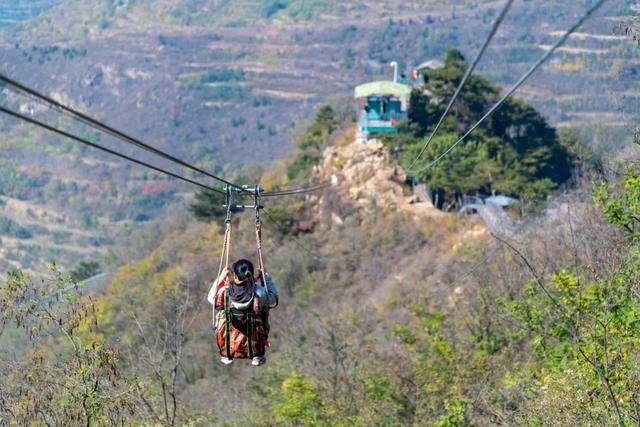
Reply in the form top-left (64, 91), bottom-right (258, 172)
top-left (0, 74), bottom-right (334, 198)
top-left (411, 0), bottom-right (608, 173)
top-left (0, 73), bottom-right (246, 192)
top-left (262, 208), bottom-right (324, 261)
top-left (406, 0), bottom-right (516, 171)
top-left (0, 105), bottom-right (225, 193)
top-left (0, 83), bottom-right (332, 199)
top-left (262, 181), bottom-right (332, 197)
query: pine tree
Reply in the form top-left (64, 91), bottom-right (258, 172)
top-left (396, 48), bottom-right (575, 208)
top-left (189, 189), bottom-right (226, 222)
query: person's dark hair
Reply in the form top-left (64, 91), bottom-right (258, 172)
top-left (232, 259), bottom-right (254, 282)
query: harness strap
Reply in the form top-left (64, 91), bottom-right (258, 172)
top-left (254, 187), bottom-right (266, 286)
top-left (247, 304), bottom-right (254, 359)
top-left (224, 185), bottom-right (233, 279)
top-left (212, 222), bottom-right (232, 328)
top-left (213, 187), bottom-right (233, 329)
top-left (224, 290), bottom-right (232, 358)
top-left (225, 227), bottom-right (232, 278)
top-left (255, 222), bottom-right (267, 287)
top-left (254, 186), bottom-right (278, 307)
top-left (256, 212), bottom-right (278, 308)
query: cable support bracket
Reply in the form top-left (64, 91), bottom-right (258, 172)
top-left (224, 186), bottom-right (233, 224)
top-left (254, 184), bottom-right (262, 224)
top-left (222, 184), bottom-right (264, 220)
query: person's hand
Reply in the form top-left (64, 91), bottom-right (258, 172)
top-left (218, 266), bottom-right (229, 278)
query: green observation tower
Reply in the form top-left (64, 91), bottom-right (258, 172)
top-left (354, 62), bottom-right (411, 139)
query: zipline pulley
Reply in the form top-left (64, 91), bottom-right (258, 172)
top-left (222, 184), bottom-right (264, 211)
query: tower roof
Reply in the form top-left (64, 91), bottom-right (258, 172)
top-left (354, 81), bottom-right (411, 99)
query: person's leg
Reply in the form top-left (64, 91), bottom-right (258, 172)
top-left (251, 356), bottom-right (266, 366)
top-left (251, 340), bottom-right (267, 367)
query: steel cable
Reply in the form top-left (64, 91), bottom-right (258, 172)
top-left (0, 105), bottom-right (224, 193)
top-left (406, 0), bottom-right (516, 171)
top-left (0, 72), bottom-right (245, 192)
top-left (262, 181), bottom-right (332, 197)
top-left (411, 0), bottom-right (609, 173)
top-left (0, 74), bottom-right (335, 198)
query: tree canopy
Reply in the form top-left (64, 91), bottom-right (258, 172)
top-left (389, 49), bottom-right (576, 208)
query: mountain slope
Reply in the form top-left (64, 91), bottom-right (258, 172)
top-left (0, 0), bottom-right (637, 272)
top-left (90, 131), bottom-right (492, 422)
top-left (76, 124), bottom-right (639, 424)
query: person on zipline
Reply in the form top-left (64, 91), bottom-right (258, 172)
top-left (207, 258), bottom-right (278, 366)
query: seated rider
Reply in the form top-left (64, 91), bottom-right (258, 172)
top-left (207, 259), bottom-right (278, 366)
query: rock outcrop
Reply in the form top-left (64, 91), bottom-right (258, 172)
top-left (316, 136), bottom-right (446, 221)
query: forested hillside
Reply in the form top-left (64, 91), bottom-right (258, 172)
top-left (3, 93), bottom-right (640, 423)
top-left (1, 1), bottom-right (640, 425)
top-left (388, 49), bottom-right (578, 210)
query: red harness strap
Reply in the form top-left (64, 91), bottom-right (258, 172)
top-left (255, 222), bottom-right (267, 288)
top-left (213, 221), bottom-right (232, 328)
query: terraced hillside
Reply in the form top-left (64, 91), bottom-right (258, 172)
top-left (0, 0), bottom-right (638, 273)
top-left (6, 0), bottom-right (639, 161)
top-left (0, 0), bottom-right (59, 28)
